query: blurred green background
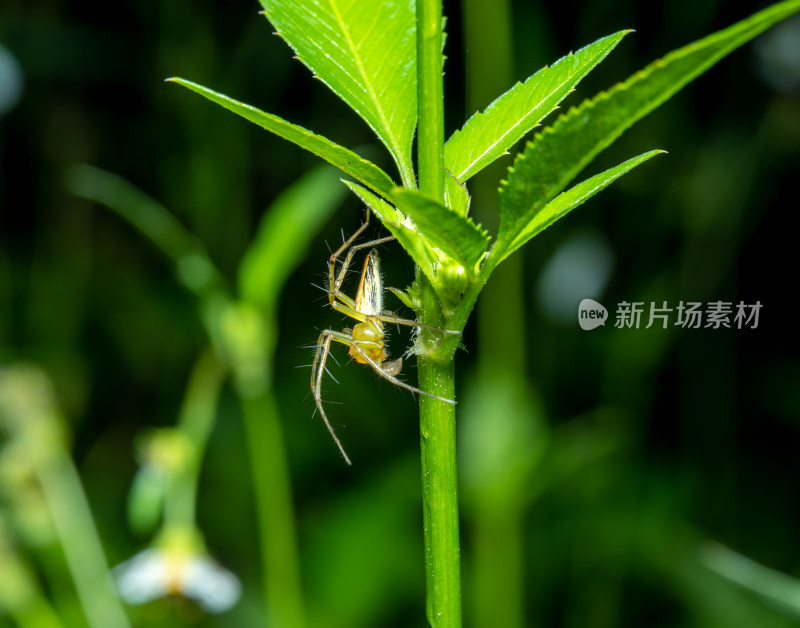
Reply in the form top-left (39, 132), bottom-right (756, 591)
top-left (2, 1), bottom-right (800, 627)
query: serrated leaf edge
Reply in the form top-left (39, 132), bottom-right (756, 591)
top-left (525, 0), bottom-right (800, 175)
top-left (445, 30), bottom-right (631, 182)
top-left (260, 8), bottom-right (416, 181)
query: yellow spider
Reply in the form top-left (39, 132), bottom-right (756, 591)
top-left (311, 211), bottom-right (458, 464)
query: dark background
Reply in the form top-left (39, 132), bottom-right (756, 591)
top-left (2, 1), bottom-right (799, 626)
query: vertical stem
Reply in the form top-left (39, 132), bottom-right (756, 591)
top-left (241, 389), bottom-right (305, 628)
top-left (226, 305), bottom-right (305, 628)
top-left (418, 355), bottom-right (462, 627)
top-left (417, 0), bottom-right (445, 201)
top-left (418, 288), bottom-right (463, 627)
top-left (416, 1), bottom-right (462, 625)
top-left (165, 349), bottom-right (225, 530)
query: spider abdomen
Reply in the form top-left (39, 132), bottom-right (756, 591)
top-left (349, 321), bottom-right (387, 365)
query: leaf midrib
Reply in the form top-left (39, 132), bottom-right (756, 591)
top-left (325, 0), bottom-right (404, 159)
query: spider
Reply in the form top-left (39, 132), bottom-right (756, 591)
top-left (311, 211), bottom-right (458, 465)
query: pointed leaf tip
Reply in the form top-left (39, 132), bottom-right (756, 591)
top-left (444, 30), bottom-right (630, 183)
top-left (517, 0), bottom-right (800, 215)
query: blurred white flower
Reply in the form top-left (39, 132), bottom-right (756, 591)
top-left (0, 45), bottom-right (23, 116)
top-left (536, 230), bottom-right (614, 324)
top-left (113, 545), bottom-right (241, 614)
top-left (755, 14), bottom-right (800, 93)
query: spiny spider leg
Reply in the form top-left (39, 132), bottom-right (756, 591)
top-left (311, 326), bottom-right (457, 464)
top-left (328, 238), bottom-right (459, 334)
top-left (342, 335), bottom-right (457, 404)
top-left (310, 209), bottom-right (460, 464)
top-left (329, 236), bottom-right (395, 310)
top-left (311, 330), bottom-right (352, 465)
top-left (332, 301), bottom-right (462, 335)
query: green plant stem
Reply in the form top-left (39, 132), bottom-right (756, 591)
top-left (37, 455), bottom-right (131, 628)
top-left (416, 0), bottom-right (462, 625)
top-left (416, 0), bottom-right (445, 200)
top-left (418, 357), bottom-right (461, 627)
top-left (240, 388), bottom-right (305, 628)
top-left (69, 165), bottom-right (307, 627)
top-left (417, 283), bottom-right (463, 627)
top-left (225, 303), bottom-right (305, 628)
top-left (164, 349), bottom-right (226, 530)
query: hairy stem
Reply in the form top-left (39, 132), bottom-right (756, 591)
top-left (418, 282), bottom-right (462, 628)
top-left (417, 0), bottom-right (445, 201)
top-left (416, 0), bottom-right (462, 625)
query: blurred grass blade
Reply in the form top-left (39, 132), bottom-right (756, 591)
top-left (496, 150), bottom-right (664, 263)
top-left (65, 164), bottom-right (223, 297)
top-left (444, 31), bottom-right (628, 184)
top-left (701, 541), bottom-right (800, 618)
top-left (0, 526), bottom-right (66, 628)
top-left (239, 166), bottom-right (347, 310)
top-left (517, 0), bottom-right (800, 210)
top-left (392, 188), bottom-right (490, 274)
top-left (0, 366), bottom-right (132, 628)
top-left (168, 78), bottom-right (397, 198)
top-left (259, 0), bottom-right (417, 186)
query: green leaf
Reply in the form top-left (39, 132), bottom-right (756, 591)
top-left (344, 183), bottom-right (481, 306)
top-left (444, 170), bottom-right (471, 216)
top-left (260, 0), bottom-right (417, 186)
top-left (392, 188), bottom-right (490, 274)
top-left (444, 30), bottom-right (629, 184)
top-left (494, 150), bottom-right (664, 264)
top-left (343, 181), bottom-right (438, 283)
top-left (520, 0), bottom-right (800, 210)
top-left (168, 78), bottom-right (397, 199)
top-left (238, 166), bottom-right (347, 310)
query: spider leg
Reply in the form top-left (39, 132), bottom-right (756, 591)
top-left (347, 338), bottom-right (456, 405)
top-left (326, 207), bottom-right (401, 310)
top-left (330, 300), bottom-right (461, 336)
top-left (373, 312), bottom-right (461, 335)
top-left (311, 207), bottom-right (461, 464)
top-left (329, 235), bottom-right (396, 308)
top-left (311, 329), bottom-right (353, 465)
